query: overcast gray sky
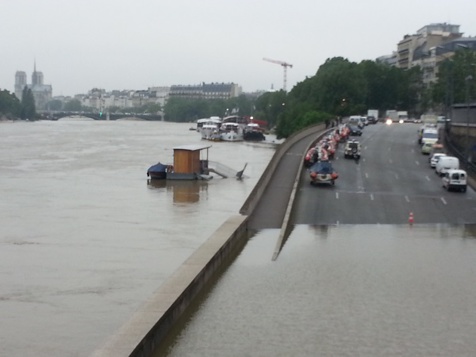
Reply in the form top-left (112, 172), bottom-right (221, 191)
top-left (2, 0), bottom-right (476, 96)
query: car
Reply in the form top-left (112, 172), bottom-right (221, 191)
top-left (429, 153), bottom-right (446, 168)
top-left (442, 169), bottom-right (467, 192)
top-left (309, 161), bottom-right (339, 186)
top-left (344, 140), bottom-right (361, 159)
top-left (435, 156), bottom-right (459, 177)
top-left (367, 116), bottom-right (377, 124)
top-left (421, 142), bottom-right (434, 155)
top-left (347, 125), bottom-right (362, 136)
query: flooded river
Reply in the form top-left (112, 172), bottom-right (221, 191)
top-left (0, 119), bottom-right (279, 356)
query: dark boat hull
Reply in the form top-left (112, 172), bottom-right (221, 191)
top-left (147, 163), bottom-right (168, 180)
top-left (243, 131), bottom-right (266, 141)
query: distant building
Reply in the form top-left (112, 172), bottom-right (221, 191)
top-left (14, 71), bottom-right (27, 96)
top-left (14, 63), bottom-right (53, 110)
top-left (376, 52), bottom-right (397, 66)
top-left (416, 37), bottom-right (476, 86)
top-left (169, 82), bottom-right (242, 100)
top-left (148, 86), bottom-right (170, 108)
top-left (77, 87), bottom-right (170, 113)
top-left (397, 23), bottom-right (463, 70)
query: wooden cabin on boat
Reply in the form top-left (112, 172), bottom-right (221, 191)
top-left (167, 144), bottom-right (211, 180)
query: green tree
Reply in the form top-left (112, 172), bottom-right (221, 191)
top-left (63, 99), bottom-right (82, 111)
top-left (163, 97), bottom-right (255, 122)
top-left (144, 103), bottom-right (162, 114)
top-left (20, 87), bottom-right (36, 120)
top-left (47, 99), bottom-right (63, 111)
top-left (433, 49), bottom-right (476, 108)
top-left (273, 56), bottom-right (424, 138)
top-left (254, 90), bottom-right (287, 127)
top-left (0, 89), bottom-right (21, 118)
top-left (107, 105), bottom-right (121, 113)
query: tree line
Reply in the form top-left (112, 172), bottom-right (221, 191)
top-left (0, 87), bottom-right (36, 120)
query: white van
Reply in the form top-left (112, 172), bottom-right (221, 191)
top-left (348, 115), bottom-right (364, 128)
top-left (442, 169), bottom-right (467, 192)
top-left (420, 128), bottom-right (439, 146)
top-left (435, 156), bottom-right (459, 176)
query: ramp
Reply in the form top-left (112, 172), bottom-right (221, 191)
top-left (208, 161), bottom-right (247, 179)
top-left (207, 168), bottom-right (228, 178)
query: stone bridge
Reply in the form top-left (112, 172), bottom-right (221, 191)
top-left (37, 111), bottom-right (163, 121)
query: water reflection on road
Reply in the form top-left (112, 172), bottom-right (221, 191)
top-left (163, 224), bottom-right (476, 357)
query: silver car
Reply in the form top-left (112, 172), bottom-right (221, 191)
top-left (429, 153), bottom-right (446, 168)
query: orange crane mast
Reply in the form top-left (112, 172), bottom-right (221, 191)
top-left (263, 57), bottom-right (293, 92)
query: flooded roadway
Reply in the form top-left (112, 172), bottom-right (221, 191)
top-left (159, 123), bottom-right (476, 357)
top-left (161, 224), bottom-right (476, 357)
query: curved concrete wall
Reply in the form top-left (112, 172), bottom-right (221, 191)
top-left (91, 215), bottom-right (249, 357)
top-left (240, 123), bottom-right (325, 215)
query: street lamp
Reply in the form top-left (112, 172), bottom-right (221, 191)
top-left (465, 75), bottom-right (473, 164)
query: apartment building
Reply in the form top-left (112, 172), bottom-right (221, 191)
top-left (169, 82), bottom-right (242, 100)
top-left (397, 23), bottom-right (463, 70)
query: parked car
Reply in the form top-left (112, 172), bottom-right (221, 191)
top-left (435, 156), bottom-right (459, 177)
top-left (347, 125), bottom-right (362, 136)
top-left (420, 128), bottom-right (439, 146)
top-left (442, 169), bottom-right (467, 192)
top-left (309, 161), bottom-right (339, 186)
top-left (429, 153), bottom-right (446, 168)
top-left (421, 142), bottom-right (434, 155)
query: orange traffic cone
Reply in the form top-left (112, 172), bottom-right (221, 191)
top-left (408, 212), bottom-right (414, 225)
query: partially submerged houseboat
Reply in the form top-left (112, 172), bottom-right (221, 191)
top-left (147, 144), bottom-right (228, 180)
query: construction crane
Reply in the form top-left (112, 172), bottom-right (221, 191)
top-left (263, 57), bottom-right (293, 92)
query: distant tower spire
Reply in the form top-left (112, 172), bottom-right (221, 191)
top-left (32, 59), bottom-right (43, 86)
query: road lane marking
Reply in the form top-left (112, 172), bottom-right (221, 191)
top-left (405, 196), bottom-right (410, 202)
top-left (335, 192), bottom-right (339, 199)
top-left (365, 173), bottom-right (369, 179)
top-left (415, 161), bottom-right (420, 166)
top-left (425, 175), bottom-right (430, 181)
top-left (441, 197), bottom-right (447, 205)
top-left (370, 193), bottom-right (374, 200)
top-left (395, 173), bottom-right (399, 179)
